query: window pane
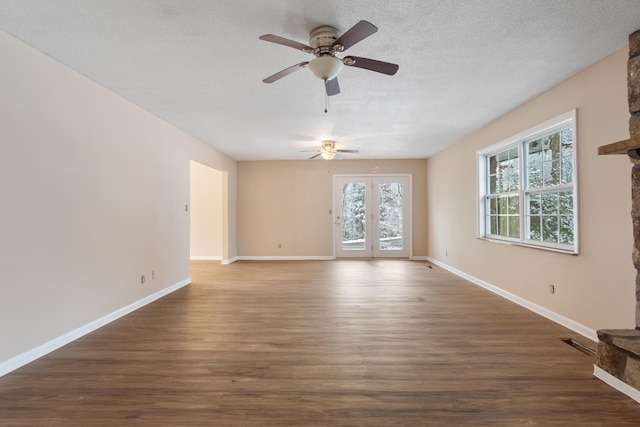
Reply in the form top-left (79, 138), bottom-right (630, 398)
top-left (559, 216), bottom-right (574, 244)
top-left (529, 215), bottom-right (541, 240)
top-left (508, 196), bottom-right (519, 214)
top-left (561, 157), bottom-right (573, 184)
top-left (497, 166), bottom-right (507, 193)
top-left (491, 147), bottom-right (519, 194)
top-left (489, 155), bottom-right (497, 175)
top-left (541, 191), bottom-right (558, 214)
top-left (561, 128), bottom-right (573, 156)
top-left (378, 183), bottom-right (403, 250)
top-left (542, 216), bottom-right (559, 242)
top-left (528, 193), bottom-right (541, 214)
top-left (508, 159), bottom-right (519, 191)
top-left (543, 160), bottom-right (560, 186)
top-left (490, 216), bottom-right (498, 235)
top-left (549, 132), bottom-right (560, 160)
top-left (528, 140), bottom-right (542, 155)
top-left (498, 197), bottom-right (508, 214)
top-left (542, 136), bottom-right (552, 161)
top-left (488, 197), bottom-right (497, 214)
top-left (508, 216), bottom-right (520, 238)
top-left (559, 191), bottom-right (573, 215)
top-left (527, 151), bottom-right (542, 188)
top-left (498, 216), bottom-right (508, 236)
top-left (342, 183), bottom-right (366, 250)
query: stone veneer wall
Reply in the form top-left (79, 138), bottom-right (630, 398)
top-left (596, 29), bottom-right (640, 393)
top-left (630, 29), bottom-right (640, 327)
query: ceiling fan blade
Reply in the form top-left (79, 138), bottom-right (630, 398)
top-left (343, 56), bottom-right (398, 75)
top-left (332, 20), bottom-right (378, 51)
top-left (259, 34), bottom-right (314, 53)
top-left (263, 62), bottom-right (309, 83)
top-left (337, 149), bottom-right (359, 153)
top-left (309, 153), bottom-right (322, 160)
top-left (325, 77), bottom-right (340, 96)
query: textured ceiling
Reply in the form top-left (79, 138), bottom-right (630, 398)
top-left (1, 1), bottom-right (640, 160)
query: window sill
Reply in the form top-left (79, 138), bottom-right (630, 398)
top-left (477, 237), bottom-right (578, 255)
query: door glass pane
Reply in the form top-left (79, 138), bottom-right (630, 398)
top-left (378, 182), bottom-right (403, 250)
top-left (342, 183), bottom-right (366, 250)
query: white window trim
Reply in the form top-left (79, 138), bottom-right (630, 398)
top-left (477, 110), bottom-right (579, 254)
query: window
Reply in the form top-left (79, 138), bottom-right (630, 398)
top-left (478, 111), bottom-right (577, 253)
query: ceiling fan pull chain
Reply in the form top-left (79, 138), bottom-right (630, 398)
top-left (324, 84), bottom-right (329, 113)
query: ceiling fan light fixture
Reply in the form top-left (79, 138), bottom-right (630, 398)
top-left (308, 56), bottom-right (344, 81)
top-left (320, 140), bottom-right (337, 159)
top-left (321, 151), bottom-right (336, 160)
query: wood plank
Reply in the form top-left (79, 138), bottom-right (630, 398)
top-left (598, 137), bottom-right (640, 155)
top-left (1, 260), bottom-right (639, 425)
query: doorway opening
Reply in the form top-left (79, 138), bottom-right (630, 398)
top-left (189, 160), bottom-right (223, 261)
top-left (334, 175), bottom-right (411, 258)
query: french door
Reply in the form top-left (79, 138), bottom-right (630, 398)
top-left (334, 175), bottom-right (411, 258)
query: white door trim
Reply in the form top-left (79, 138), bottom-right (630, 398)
top-left (333, 174), bottom-right (412, 259)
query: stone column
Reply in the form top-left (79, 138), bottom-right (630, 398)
top-left (595, 28), bottom-right (640, 395)
top-left (630, 29), bottom-right (640, 328)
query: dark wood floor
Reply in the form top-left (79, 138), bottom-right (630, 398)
top-left (1, 260), bottom-right (640, 426)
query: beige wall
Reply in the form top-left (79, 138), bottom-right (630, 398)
top-left (237, 159), bottom-right (427, 257)
top-left (190, 161), bottom-right (223, 259)
top-left (427, 47), bottom-right (635, 332)
top-left (0, 30), bottom-right (237, 366)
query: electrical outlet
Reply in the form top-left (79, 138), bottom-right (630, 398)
top-left (152, 270), bottom-right (156, 280)
top-left (141, 275), bottom-right (145, 284)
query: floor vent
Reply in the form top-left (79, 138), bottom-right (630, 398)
top-left (561, 338), bottom-right (596, 356)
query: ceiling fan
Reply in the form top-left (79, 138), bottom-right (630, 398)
top-left (259, 20), bottom-right (399, 96)
top-left (304, 140), bottom-right (359, 160)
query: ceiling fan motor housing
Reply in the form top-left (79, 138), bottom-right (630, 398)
top-left (322, 140), bottom-right (336, 151)
top-left (309, 25), bottom-right (341, 53)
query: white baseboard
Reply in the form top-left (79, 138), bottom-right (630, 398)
top-left (426, 257), bottom-right (597, 342)
top-left (594, 365), bottom-right (640, 403)
top-left (0, 278), bottom-right (191, 378)
top-left (190, 255), bottom-right (222, 261)
top-left (238, 256), bottom-right (335, 261)
top-left (227, 256), bottom-right (427, 263)
top-left (222, 256), bottom-right (239, 265)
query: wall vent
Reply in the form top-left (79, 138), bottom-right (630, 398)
top-left (561, 338), bottom-right (596, 356)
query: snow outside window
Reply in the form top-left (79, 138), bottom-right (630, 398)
top-left (478, 111), bottom-right (578, 254)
